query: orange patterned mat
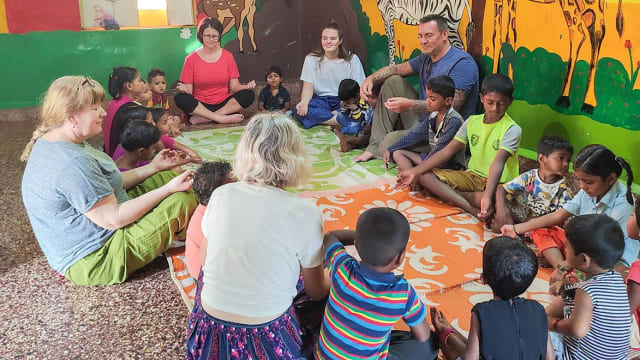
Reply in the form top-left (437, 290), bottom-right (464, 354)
top-left (166, 181), bottom-right (555, 334)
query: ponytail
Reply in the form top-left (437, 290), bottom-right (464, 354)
top-left (615, 156), bottom-right (634, 205)
top-left (108, 66), bottom-right (138, 100)
top-left (574, 144), bottom-right (634, 205)
top-left (20, 126), bottom-right (50, 161)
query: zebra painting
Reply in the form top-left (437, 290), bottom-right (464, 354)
top-left (377, 0), bottom-right (475, 64)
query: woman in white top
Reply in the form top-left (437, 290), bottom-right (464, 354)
top-left (293, 21), bottom-right (366, 129)
top-left (186, 113), bottom-right (329, 360)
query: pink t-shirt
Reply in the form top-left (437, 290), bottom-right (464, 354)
top-left (179, 49), bottom-right (240, 105)
top-left (628, 260), bottom-right (640, 327)
top-left (185, 204), bottom-right (206, 279)
top-left (103, 95), bottom-right (132, 156)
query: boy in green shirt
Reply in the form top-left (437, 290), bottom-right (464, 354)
top-left (397, 74), bottom-right (521, 224)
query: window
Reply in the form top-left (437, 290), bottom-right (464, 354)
top-left (80, 0), bottom-right (194, 29)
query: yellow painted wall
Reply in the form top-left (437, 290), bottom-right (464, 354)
top-left (0, 0), bottom-right (8, 34)
top-left (483, 0), bottom-right (640, 103)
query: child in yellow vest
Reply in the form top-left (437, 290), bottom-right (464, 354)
top-left (397, 74), bottom-right (521, 225)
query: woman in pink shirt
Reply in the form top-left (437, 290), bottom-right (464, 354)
top-left (175, 17), bottom-right (256, 125)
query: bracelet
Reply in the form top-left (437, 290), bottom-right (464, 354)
top-left (444, 332), bottom-right (457, 347)
top-left (552, 318), bottom-right (561, 331)
top-left (438, 328), bottom-right (457, 347)
top-left (513, 224), bottom-right (520, 236)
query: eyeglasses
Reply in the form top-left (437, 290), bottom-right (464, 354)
top-left (203, 35), bottom-right (220, 40)
top-left (81, 76), bottom-right (95, 88)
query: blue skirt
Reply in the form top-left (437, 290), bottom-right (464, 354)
top-left (186, 273), bottom-right (307, 360)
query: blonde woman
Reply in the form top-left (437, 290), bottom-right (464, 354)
top-left (186, 113), bottom-right (329, 360)
top-left (21, 76), bottom-right (197, 286)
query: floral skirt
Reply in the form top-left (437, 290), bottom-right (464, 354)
top-left (186, 273), bottom-right (307, 360)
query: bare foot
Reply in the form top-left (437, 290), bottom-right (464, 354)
top-left (188, 115), bottom-right (211, 125)
top-left (333, 128), bottom-right (355, 152)
top-left (353, 151), bottom-right (375, 163)
top-left (217, 114), bottom-right (244, 124)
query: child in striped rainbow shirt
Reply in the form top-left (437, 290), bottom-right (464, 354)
top-left (315, 207), bottom-right (438, 359)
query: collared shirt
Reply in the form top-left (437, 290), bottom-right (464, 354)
top-left (387, 107), bottom-right (464, 167)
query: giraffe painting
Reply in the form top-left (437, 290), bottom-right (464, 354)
top-left (491, 0), bottom-right (625, 113)
top-left (197, 0), bottom-right (258, 53)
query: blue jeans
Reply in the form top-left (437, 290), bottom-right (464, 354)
top-left (293, 95), bottom-right (340, 129)
top-left (337, 112), bottom-right (363, 135)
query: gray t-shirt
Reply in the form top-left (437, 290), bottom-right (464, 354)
top-left (22, 139), bottom-right (129, 274)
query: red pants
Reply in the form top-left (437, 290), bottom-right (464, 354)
top-left (530, 226), bottom-right (566, 255)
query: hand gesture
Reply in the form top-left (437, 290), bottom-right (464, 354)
top-left (478, 194), bottom-right (495, 222)
top-left (382, 150), bottom-right (391, 169)
top-left (165, 170), bottom-right (194, 193)
top-left (151, 149), bottom-right (181, 171)
top-left (384, 97), bottom-right (412, 113)
top-left (296, 102), bottom-right (309, 116)
top-left (360, 77), bottom-right (374, 102)
top-left (396, 170), bottom-right (417, 190)
top-left (245, 80), bottom-right (256, 89)
top-left (176, 82), bottom-right (190, 94)
top-left (500, 224), bottom-right (518, 237)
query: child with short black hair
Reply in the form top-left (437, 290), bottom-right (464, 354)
top-left (397, 74), bottom-right (521, 224)
top-left (148, 107), bottom-right (201, 163)
top-left (149, 107), bottom-right (184, 138)
top-left (148, 68), bottom-right (170, 109)
top-left (317, 207), bottom-right (438, 359)
top-left (258, 65), bottom-right (291, 113)
top-left (491, 135), bottom-right (574, 232)
top-left (384, 75), bottom-right (465, 175)
top-left (185, 160), bottom-right (233, 279)
top-left (331, 79), bottom-right (374, 152)
top-left (547, 214), bottom-right (630, 359)
top-left (431, 236), bottom-right (554, 360)
top-left (115, 120), bottom-right (162, 171)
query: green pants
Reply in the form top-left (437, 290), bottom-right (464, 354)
top-left (65, 171), bottom-right (198, 286)
top-left (366, 75), bottom-right (424, 157)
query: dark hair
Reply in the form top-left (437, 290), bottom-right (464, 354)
top-left (573, 144), bottom-right (634, 204)
top-left (149, 107), bottom-right (166, 123)
top-left (419, 14), bottom-right (449, 33)
top-left (480, 73), bottom-right (514, 98)
top-left (565, 214), bottom-right (624, 269)
top-left (120, 120), bottom-right (161, 152)
top-left (197, 17), bottom-right (224, 44)
top-left (309, 21), bottom-right (353, 61)
top-left (482, 236), bottom-right (538, 300)
top-left (355, 207), bottom-right (410, 267)
top-left (108, 103), bottom-right (150, 156)
top-left (426, 75), bottom-right (455, 99)
top-left (338, 79), bottom-right (360, 101)
top-left (265, 65), bottom-right (283, 81)
top-left (537, 136), bottom-right (573, 157)
top-left (193, 161), bottom-right (232, 205)
top-left (147, 68), bottom-right (166, 83)
top-left (108, 67), bottom-right (139, 100)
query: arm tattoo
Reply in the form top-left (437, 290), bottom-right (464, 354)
top-left (411, 100), bottom-right (430, 114)
top-left (452, 89), bottom-right (468, 111)
top-left (369, 65), bottom-right (400, 85)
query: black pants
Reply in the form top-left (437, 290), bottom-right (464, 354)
top-left (174, 89), bottom-right (255, 114)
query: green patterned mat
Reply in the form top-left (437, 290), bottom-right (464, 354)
top-left (177, 125), bottom-right (397, 192)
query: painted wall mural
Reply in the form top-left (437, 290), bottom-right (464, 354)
top-left (196, 0), bottom-right (259, 53)
top-left (376, 0), bottom-right (475, 64)
top-left (353, 0), bottom-right (639, 185)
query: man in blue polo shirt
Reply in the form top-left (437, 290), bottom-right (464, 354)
top-left (353, 14), bottom-right (479, 163)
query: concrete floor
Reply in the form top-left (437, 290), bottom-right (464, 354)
top-left (1, 80), bottom-right (303, 359)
